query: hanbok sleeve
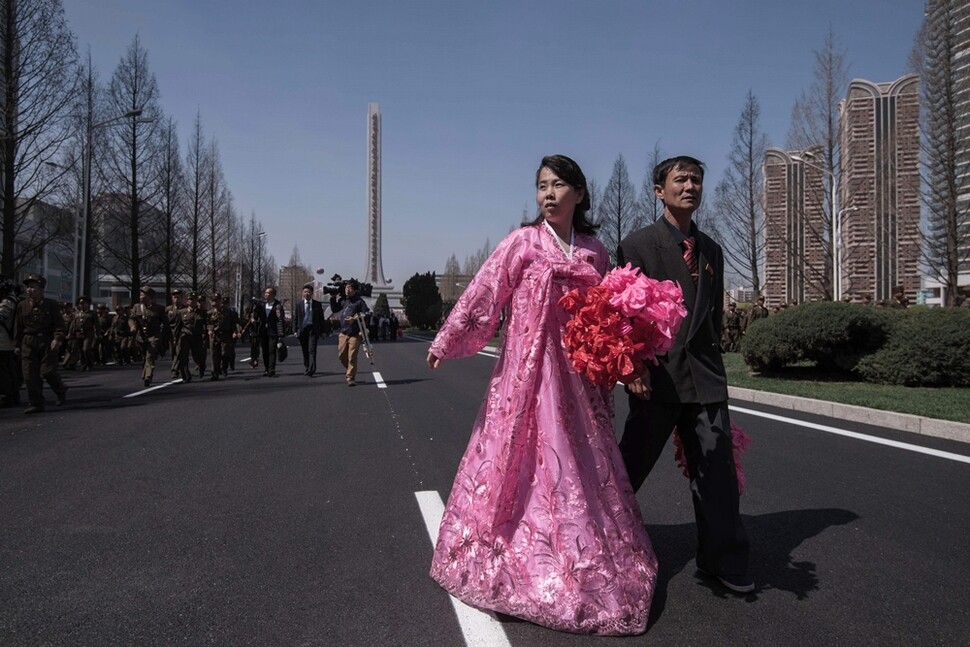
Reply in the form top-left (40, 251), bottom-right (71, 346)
top-left (430, 229), bottom-right (532, 360)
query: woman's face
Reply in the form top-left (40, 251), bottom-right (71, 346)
top-left (536, 167), bottom-right (583, 230)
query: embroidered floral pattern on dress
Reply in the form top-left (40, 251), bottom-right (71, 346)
top-left (429, 226), bottom-right (657, 635)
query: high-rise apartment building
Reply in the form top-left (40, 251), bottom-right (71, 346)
top-left (762, 148), bottom-right (829, 306)
top-left (839, 75), bottom-right (920, 303)
top-left (763, 74), bottom-right (920, 305)
top-left (920, 0), bottom-right (970, 305)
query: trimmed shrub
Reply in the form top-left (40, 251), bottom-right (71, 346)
top-left (741, 302), bottom-right (895, 373)
top-left (856, 307), bottom-right (970, 386)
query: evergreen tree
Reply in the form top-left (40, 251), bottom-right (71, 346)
top-left (402, 271), bottom-right (442, 329)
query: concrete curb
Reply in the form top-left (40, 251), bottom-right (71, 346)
top-left (729, 386), bottom-right (970, 445)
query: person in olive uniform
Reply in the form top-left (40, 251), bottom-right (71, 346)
top-left (129, 286), bottom-right (171, 387)
top-left (173, 291), bottom-right (207, 382)
top-left (14, 274), bottom-right (68, 414)
top-left (0, 278), bottom-right (21, 406)
top-left (112, 304), bottom-right (133, 365)
top-left (166, 288), bottom-right (185, 378)
top-left (744, 296), bottom-right (769, 335)
top-left (68, 296), bottom-right (100, 370)
top-left (207, 292), bottom-right (241, 380)
top-left (96, 304), bottom-right (114, 365)
top-left (722, 302), bottom-right (742, 352)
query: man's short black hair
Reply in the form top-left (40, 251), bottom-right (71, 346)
top-left (653, 156), bottom-right (705, 186)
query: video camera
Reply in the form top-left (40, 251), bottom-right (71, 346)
top-left (322, 274), bottom-right (373, 298)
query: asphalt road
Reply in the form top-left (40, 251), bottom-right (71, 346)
top-left (1, 336), bottom-right (968, 646)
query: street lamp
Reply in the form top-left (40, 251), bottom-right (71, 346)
top-left (44, 160), bottom-right (81, 303)
top-left (80, 108), bottom-right (151, 300)
top-left (255, 231), bottom-right (267, 295)
top-left (790, 152), bottom-right (851, 301)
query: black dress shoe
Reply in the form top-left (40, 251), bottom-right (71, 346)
top-left (144, 379), bottom-right (151, 387)
top-left (210, 375), bottom-right (219, 381)
top-left (24, 405), bottom-right (44, 414)
top-left (56, 390), bottom-right (67, 406)
top-left (263, 370), bottom-right (269, 377)
top-left (697, 566), bottom-right (755, 594)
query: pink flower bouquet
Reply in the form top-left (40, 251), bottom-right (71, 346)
top-left (559, 263), bottom-right (688, 388)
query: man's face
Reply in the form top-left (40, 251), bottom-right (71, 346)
top-left (78, 299), bottom-right (90, 311)
top-left (172, 294), bottom-right (183, 306)
top-left (139, 292), bottom-right (152, 305)
top-left (25, 282), bottom-right (42, 303)
top-left (263, 289), bottom-right (274, 301)
top-left (655, 163), bottom-right (703, 214)
top-left (345, 283), bottom-right (356, 297)
top-left (302, 287), bottom-right (312, 300)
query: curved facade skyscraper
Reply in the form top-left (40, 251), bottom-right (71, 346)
top-left (365, 103), bottom-right (390, 287)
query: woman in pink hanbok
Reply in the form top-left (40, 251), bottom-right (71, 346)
top-left (426, 155), bottom-right (657, 635)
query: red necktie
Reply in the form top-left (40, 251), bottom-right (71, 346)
top-left (683, 237), bottom-right (698, 285)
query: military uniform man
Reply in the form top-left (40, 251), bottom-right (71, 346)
top-left (165, 289), bottom-right (184, 378)
top-left (173, 291), bottom-right (207, 382)
top-left (112, 305), bottom-right (133, 365)
top-left (722, 302), bottom-right (742, 352)
top-left (129, 286), bottom-right (171, 387)
top-left (196, 294), bottom-right (210, 377)
top-left (14, 274), bottom-right (68, 414)
top-left (68, 296), bottom-right (100, 371)
top-left (745, 296), bottom-right (769, 335)
top-left (96, 304), bottom-right (114, 365)
top-left (207, 293), bottom-right (241, 380)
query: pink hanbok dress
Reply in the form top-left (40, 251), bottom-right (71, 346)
top-left (429, 225), bottom-right (657, 635)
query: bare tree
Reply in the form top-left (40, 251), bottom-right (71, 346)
top-left (0, 0), bottom-right (79, 277)
top-left (99, 34), bottom-right (164, 303)
top-left (439, 253), bottom-right (462, 303)
top-left (157, 116), bottom-right (187, 296)
top-left (710, 91), bottom-right (768, 294)
top-left (596, 154), bottom-right (640, 263)
top-left (185, 111), bottom-right (209, 292)
top-left (787, 28), bottom-right (849, 300)
top-left (205, 138), bottom-right (229, 294)
top-left (639, 141), bottom-right (665, 225)
top-left (462, 238), bottom-right (491, 276)
top-left (913, 0), bottom-right (970, 306)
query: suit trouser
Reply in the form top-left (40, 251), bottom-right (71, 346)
top-left (21, 339), bottom-right (66, 406)
top-left (260, 334), bottom-right (278, 374)
top-left (337, 333), bottom-right (361, 381)
top-left (299, 328), bottom-right (319, 374)
top-left (620, 398), bottom-right (749, 577)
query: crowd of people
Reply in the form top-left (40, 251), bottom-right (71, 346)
top-left (0, 275), bottom-right (403, 413)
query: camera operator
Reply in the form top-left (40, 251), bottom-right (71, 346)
top-left (330, 279), bottom-right (370, 386)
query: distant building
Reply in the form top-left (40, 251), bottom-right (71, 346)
top-left (763, 74), bottom-right (920, 306)
top-left (762, 149), bottom-right (829, 305)
top-left (838, 75), bottom-right (920, 303)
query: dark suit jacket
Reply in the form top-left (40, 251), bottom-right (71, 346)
top-left (253, 299), bottom-right (285, 338)
top-left (295, 299), bottom-right (326, 336)
top-left (617, 217), bottom-right (728, 405)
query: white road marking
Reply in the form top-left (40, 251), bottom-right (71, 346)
top-left (123, 379), bottom-right (183, 399)
top-left (414, 491), bottom-right (512, 647)
top-left (373, 371), bottom-right (387, 389)
top-left (730, 405), bottom-right (970, 465)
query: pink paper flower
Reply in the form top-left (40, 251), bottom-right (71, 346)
top-left (559, 264), bottom-right (687, 388)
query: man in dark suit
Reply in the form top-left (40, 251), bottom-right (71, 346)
top-left (617, 155), bottom-right (752, 594)
top-left (294, 282), bottom-right (326, 376)
top-left (257, 286), bottom-right (285, 377)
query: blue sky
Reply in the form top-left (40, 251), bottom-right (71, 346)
top-left (63, 0), bottom-right (925, 288)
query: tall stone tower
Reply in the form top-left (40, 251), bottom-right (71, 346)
top-left (364, 103), bottom-right (390, 287)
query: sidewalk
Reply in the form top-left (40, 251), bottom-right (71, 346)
top-left (729, 386), bottom-right (970, 445)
